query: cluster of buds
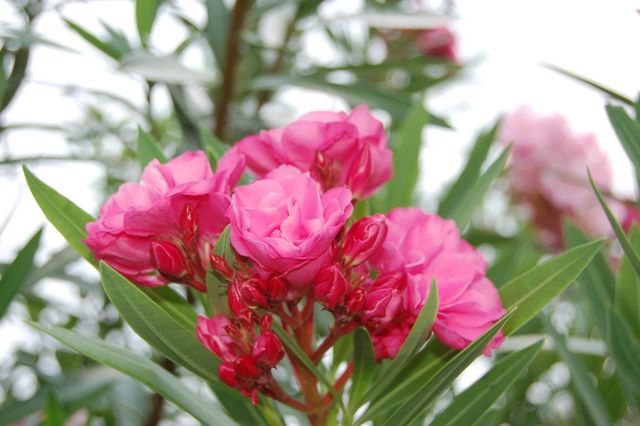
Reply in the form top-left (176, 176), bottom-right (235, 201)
top-left (150, 205), bottom-right (209, 291)
top-left (196, 313), bottom-right (285, 404)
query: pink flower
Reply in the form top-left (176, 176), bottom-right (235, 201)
top-left (368, 208), bottom-right (505, 359)
top-left (227, 165), bottom-right (353, 288)
top-left (499, 106), bottom-right (625, 249)
top-left (341, 214), bottom-right (388, 268)
top-left (218, 105), bottom-right (392, 199)
top-left (416, 27), bottom-right (457, 62)
top-left (85, 151), bottom-right (240, 289)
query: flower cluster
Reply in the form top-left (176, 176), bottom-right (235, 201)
top-left (85, 106), bottom-right (505, 406)
top-left (499, 106), bottom-right (638, 249)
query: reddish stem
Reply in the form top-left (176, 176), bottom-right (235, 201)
top-left (267, 379), bottom-right (315, 413)
top-left (311, 331), bottom-right (338, 364)
top-left (322, 362), bottom-right (354, 405)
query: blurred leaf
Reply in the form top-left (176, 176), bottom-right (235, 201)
top-left (366, 311), bottom-right (513, 425)
top-left (606, 105), bottom-right (640, 185)
top-left (100, 262), bottom-right (218, 381)
top-left (199, 127), bottom-right (228, 170)
top-left (544, 317), bottom-right (612, 426)
top-left (442, 145), bottom-right (511, 230)
top-left (119, 52), bottom-right (212, 84)
top-left (109, 378), bottom-right (149, 426)
top-left (545, 64), bottom-right (634, 106)
top-left (616, 225), bottom-right (640, 338)
top-left (383, 102), bottom-right (428, 209)
top-left (30, 323), bottom-right (233, 426)
top-left (349, 327), bottom-right (375, 412)
top-left (429, 340), bottom-right (543, 426)
top-left (364, 281), bottom-right (438, 404)
top-left (589, 171), bottom-right (640, 277)
top-left (606, 306), bottom-right (640, 396)
top-left (438, 122), bottom-right (498, 216)
top-left (0, 228), bottom-right (41, 319)
top-left (44, 389), bottom-right (65, 426)
top-left (0, 50), bottom-right (6, 105)
top-left (136, 127), bottom-right (167, 168)
top-left (204, 0), bottom-right (229, 70)
top-left (0, 47), bottom-right (29, 112)
top-left (499, 239), bottom-right (604, 335)
top-left (23, 166), bottom-right (96, 266)
top-left (135, 0), bottom-right (160, 45)
top-left (63, 18), bottom-right (123, 60)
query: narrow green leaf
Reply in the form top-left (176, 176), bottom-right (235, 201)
top-left (204, 0), bottom-right (229, 70)
top-left (30, 323), bottom-right (232, 426)
top-left (544, 317), bottom-right (612, 426)
top-left (135, 0), bottom-right (159, 45)
top-left (136, 128), bottom-right (166, 168)
top-left (430, 340), bottom-right (543, 426)
top-left (271, 322), bottom-right (342, 403)
top-left (384, 103), bottom-right (428, 209)
top-left (63, 18), bottom-right (121, 60)
top-left (213, 225), bottom-right (234, 267)
top-left (589, 171), bottom-right (640, 278)
top-left (438, 122), bottom-right (499, 217)
top-left (349, 327), bottom-right (375, 411)
top-left (364, 280), bottom-right (438, 404)
top-left (22, 166), bottom-right (96, 266)
top-left (606, 104), bottom-right (640, 185)
top-left (499, 239), bottom-right (604, 335)
top-left (605, 306), bottom-right (640, 396)
top-left (443, 145), bottom-right (511, 230)
top-left (616, 225), bottom-right (640, 337)
top-left (0, 51), bottom-right (7, 104)
top-left (44, 389), bottom-right (65, 426)
top-left (544, 64), bottom-right (633, 106)
top-left (373, 311), bottom-right (514, 426)
top-left (100, 262), bottom-right (219, 382)
top-left (206, 225), bottom-right (234, 315)
top-left (0, 228), bottom-right (42, 319)
top-left (141, 286), bottom-right (197, 330)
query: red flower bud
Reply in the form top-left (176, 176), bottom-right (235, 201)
top-left (180, 204), bottom-right (198, 245)
top-left (234, 355), bottom-right (261, 381)
top-left (314, 265), bottom-right (348, 309)
top-left (238, 279), bottom-right (269, 309)
top-left (264, 276), bottom-right (288, 303)
top-left (363, 273), bottom-right (406, 329)
top-left (228, 282), bottom-right (248, 315)
top-left (346, 287), bottom-right (366, 315)
top-left (210, 253), bottom-right (234, 281)
top-left (218, 362), bottom-right (240, 388)
top-left (150, 240), bottom-right (188, 281)
top-left (260, 315), bottom-right (272, 332)
top-left (342, 214), bottom-right (388, 268)
top-left (252, 332), bottom-right (285, 368)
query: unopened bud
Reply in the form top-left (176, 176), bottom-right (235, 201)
top-left (228, 282), bottom-right (248, 315)
top-left (342, 214), bottom-right (388, 268)
top-left (314, 265), bottom-right (348, 309)
top-left (150, 240), bottom-right (188, 281)
top-left (252, 332), bottom-right (285, 368)
top-left (218, 362), bottom-right (240, 388)
top-left (238, 279), bottom-right (269, 309)
top-left (210, 254), bottom-right (234, 281)
top-left (345, 287), bottom-right (366, 315)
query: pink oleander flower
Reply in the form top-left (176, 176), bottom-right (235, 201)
top-left (85, 151), bottom-right (240, 289)
top-left (227, 165), bottom-right (353, 288)
top-left (366, 208), bottom-right (505, 360)
top-left (499, 106), bottom-right (625, 249)
top-left (218, 105), bottom-right (392, 199)
top-left (416, 27), bottom-right (457, 62)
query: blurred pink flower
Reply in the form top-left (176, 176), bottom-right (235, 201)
top-left (227, 165), bottom-right (353, 288)
top-left (218, 105), bottom-right (392, 199)
top-left (367, 208), bottom-right (505, 359)
top-left (499, 106), bottom-right (625, 249)
top-left (85, 151), bottom-right (239, 289)
top-left (416, 27), bottom-right (457, 62)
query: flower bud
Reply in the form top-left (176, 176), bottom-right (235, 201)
top-left (342, 214), bottom-right (388, 268)
top-left (252, 332), bottom-right (285, 368)
top-left (196, 315), bottom-right (241, 362)
top-left (264, 276), bottom-right (288, 303)
top-left (218, 362), bottom-right (240, 388)
top-left (363, 273), bottom-right (406, 329)
top-left (180, 204), bottom-right (198, 245)
top-left (347, 146), bottom-right (372, 199)
top-left (345, 287), bottom-right (366, 315)
top-left (228, 282), bottom-right (248, 315)
top-left (234, 355), bottom-right (261, 382)
top-left (210, 253), bottom-right (234, 281)
top-left (150, 240), bottom-right (188, 281)
top-left (238, 279), bottom-right (269, 309)
top-left (314, 265), bottom-right (348, 309)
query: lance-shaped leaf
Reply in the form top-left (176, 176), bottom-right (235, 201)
top-left (544, 64), bottom-right (633, 106)
top-left (429, 340), bottom-right (543, 426)
top-left (606, 105), bottom-right (640, 185)
top-left (349, 327), bottom-right (375, 412)
top-left (23, 166), bottom-right (96, 266)
top-left (135, 0), bottom-right (160, 45)
top-left (616, 225), bottom-right (640, 338)
top-left (30, 322), bottom-right (233, 426)
top-left (0, 228), bottom-right (42, 319)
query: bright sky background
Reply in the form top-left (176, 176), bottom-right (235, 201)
top-left (1, 0), bottom-right (640, 402)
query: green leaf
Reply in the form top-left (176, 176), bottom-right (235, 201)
top-left (544, 64), bottom-right (633, 106)
top-left (606, 104), bottom-right (640, 185)
top-left (616, 225), bottom-right (640, 337)
top-left (23, 166), bottom-right (96, 266)
top-left (44, 389), bottom-right (65, 426)
top-left (198, 126), bottom-right (228, 169)
top-left (499, 239), bottom-right (604, 335)
top-left (543, 317), bottom-right (612, 426)
top-left (119, 52), bottom-right (211, 85)
top-left (213, 225), bottom-right (235, 267)
top-left (372, 311), bottom-right (514, 426)
top-left (442, 145), bottom-right (511, 230)
top-left (589, 171), bottom-right (640, 278)
top-left (429, 340), bottom-right (543, 426)
top-left (30, 322), bottom-right (233, 426)
top-left (383, 103), bottom-right (428, 209)
top-left (141, 286), bottom-right (197, 330)
top-left (135, 0), bottom-right (160, 45)
top-left (204, 0), bottom-right (229, 70)
top-left (605, 306), bottom-right (640, 396)
top-left (63, 18), bottom-right (122, 60)
top-left (438, 122), bottom-right (498, 217)
top-left (0, 228), bottom-right (41, 319)
top-left (99, 262), bottom-right (218, 382)
top-left (349, 327), bottom-right (375, 411)
top-left (136, 127), bottom-right (167, 168)
top-left (364, 280), bottom-right (438, 404)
